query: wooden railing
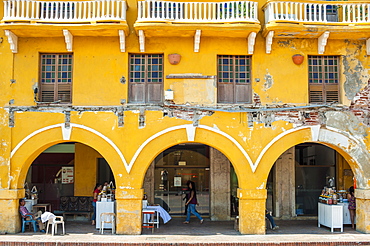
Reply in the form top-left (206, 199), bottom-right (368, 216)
top-left (2, 0), bottom-right (127, 23)
top-left (137, 0), bottom-right (259, 23)
top-left (264, 1), bottom-right (370, 24)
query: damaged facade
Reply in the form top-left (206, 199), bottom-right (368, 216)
top-left (1, 0), bottom-right (370, 235)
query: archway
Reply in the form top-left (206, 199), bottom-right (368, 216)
top-left (143, 143), bottom-right (237, 222)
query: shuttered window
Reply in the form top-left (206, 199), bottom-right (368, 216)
top-left (217, 55), bottom-right (251, 104)
top-left (309, 56), bottom-right (340, 103)
top-left (39, 54), bottom-right (73, 103)
top-left (129, 54), bottom-right (163, 103)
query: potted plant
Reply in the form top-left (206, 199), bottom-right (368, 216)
top-left (292, 54), bottom-right (304, 65)
top-left (168, 53), bottom-right (181, 65)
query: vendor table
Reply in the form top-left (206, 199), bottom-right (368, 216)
top-left (96, 201), bottom-right (115, 229)
top-left (147, 205), bottom-right (172, 225)
top-left (318, 202), bottom-right (343, 232)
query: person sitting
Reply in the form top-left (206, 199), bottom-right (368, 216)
top-left (266, 210), bottom-right (279, 230)
top-left (19, 199), bottom-right (45, 232)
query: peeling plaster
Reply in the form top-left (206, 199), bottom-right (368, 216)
top-left (277, 40), bottom-right (292, 47)
top-left (263, 69), bottom-right (274, 91)
top-left (343, 40), bottom-right (369, 100)
top-left (326, 111), bottom-right (367, 138)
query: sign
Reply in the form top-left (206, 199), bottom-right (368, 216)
top-left (62, 167), bottom-right (74, 184)
top-left (174, 176), bottom-right (182, 187)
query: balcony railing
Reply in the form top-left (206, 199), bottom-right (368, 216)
top-left (264, 1), bottom-right (370, 24)
top-left (137, 0), bottom-right (259, 23)
top-left (2, 0), bottom-right (127, 23)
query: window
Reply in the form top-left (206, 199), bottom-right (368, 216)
top-left (39, 54), bottom-right (73, 103)
top-left (217, 55), bottom-right (251, 103)
top-left (129, 54), bottom-right (163, 103)
top-left (308, 56), bottom-right (340, 103)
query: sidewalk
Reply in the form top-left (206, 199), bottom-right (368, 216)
top-left (1, 218), bottom-right (369, 246)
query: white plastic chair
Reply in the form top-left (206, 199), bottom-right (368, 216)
top-left (46, 216), bottom-right (65, 236)
top-left (100, 212), bottom-right (115, 234)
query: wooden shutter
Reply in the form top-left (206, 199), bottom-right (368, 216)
top-left (217, 55), bottom-right (251, 104)
top-left (309, 56), bottom-right (339, 103)
top-left (129, 54), bottom-right (163, 104)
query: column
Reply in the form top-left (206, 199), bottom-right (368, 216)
top-left (273, 147), bottom-right (295, 218)
top-left (238, 188), bottom-right (267, 234)
top-left (115, 188), bottom-right (143, 235)
top-left (354, 188), bottom-right (370, 233)
top-left (0, 189), bottom-right (25, 233)
top-left (210, 147), bottom-right (230, 221)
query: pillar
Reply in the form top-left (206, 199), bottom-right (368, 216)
top-left (210, 147), bottom-right (230, 221)
top-left (273, 147), bottom-right (295, 218)
top-left (354, 188), bottom-right (370, 233)
top-left (238, 188), bottom-right (267, 234)
top-left (0, 189), bottom-right (25, 233)
top-left (143, 161), bottom-right (155, 204)
top-left (115, 188), bottom-right (143, 235)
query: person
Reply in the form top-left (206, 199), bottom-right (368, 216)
top-left (183, 181), bottom-right (203, 224)
top-left (91, 183), bottom-right (103, 226)
top-left (347, 186), bottom-right (356, 229)
top-left (19, 199), bottom-right (45, 232)
top-left (266, 210), bottom-right (279, 230)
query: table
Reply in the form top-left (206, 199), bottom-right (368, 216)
top-left (318, 203), bottom-right (343, 232)
top-left (96, 201), bottom-right (115, 229)
top-left (32, 203), bottom-right (51, 213)
top-left (147, 205), bottom-right (172, 224)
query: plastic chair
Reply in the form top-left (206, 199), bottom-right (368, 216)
top-left (100, 213), bottom-right (115, 234)
top-left (46, 216), bottom-right (65, 236)
top-left (21, 214), bottom-right (38, 233)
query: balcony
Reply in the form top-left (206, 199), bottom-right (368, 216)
top-left (134, 0), bottom-right (260, 52)
top-left (0, 0), bottom-right (129, 39)
top-left (263, 1), bottom-right (370, 40)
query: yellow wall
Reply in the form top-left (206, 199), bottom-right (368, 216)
top-left (1, 0), bottom-right (370, 235)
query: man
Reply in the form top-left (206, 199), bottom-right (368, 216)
top-left (19, 199), bottom-right (45, 232)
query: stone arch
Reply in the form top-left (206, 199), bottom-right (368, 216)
top-left (10, 123), bottom-right (127, 189)
top-left (257, 125), bottom-right (370, 189)
top-left (128, 124), bottom-right (255, 189)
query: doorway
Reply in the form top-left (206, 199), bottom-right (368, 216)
top-left (154, 144), bottom-right (210, 215)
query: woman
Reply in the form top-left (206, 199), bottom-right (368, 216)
top-left (183, 181), bottom-right (203, 224)
top-left (347, 186), bottom-right (356, 229)
top-left (91, 183), bottom-right (102, 226)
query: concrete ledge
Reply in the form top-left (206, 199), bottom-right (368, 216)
top-left (0, 189), bottom-right (25, 199)
top-left (355, 188), bottom-right (370, 199)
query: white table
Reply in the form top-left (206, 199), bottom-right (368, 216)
top-left (96, 201), bottom-right (115, 229)
top-left (147, 205), bottom-right (172, 224)
top-left (318, 203), bottom-right (343, 232)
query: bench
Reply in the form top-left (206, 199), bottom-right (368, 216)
top-left (55, 196), bottom-right (93, 221)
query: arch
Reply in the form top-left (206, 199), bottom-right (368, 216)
top-left (10, 123), bottom-right (127, 188)
top-left (257, 125), bottom-right (370, 188)
top-left (129, 124), bottom-right (256, 189)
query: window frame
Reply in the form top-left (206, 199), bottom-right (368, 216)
top-left (128, 54), bottom-right (164, 104)
top-left (308, 55), bottom-right (340, 104)
top-left (217, 55), bottom-right (252, 104)
top-left (38, 53), bottom-right (73, 104)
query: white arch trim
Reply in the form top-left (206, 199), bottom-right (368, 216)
top-left (10, 123), bottom-right (130, 172)
top-left (10, 123), bottom-right (363, 175)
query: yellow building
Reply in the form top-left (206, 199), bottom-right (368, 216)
top-left (1, 0), bottom-right (370, 235)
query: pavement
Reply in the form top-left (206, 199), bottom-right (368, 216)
top-left (1, 218), bottom-right (370, 245)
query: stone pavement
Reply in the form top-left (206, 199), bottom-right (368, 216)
top-left (1, 218), bottom-right (370, 246)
